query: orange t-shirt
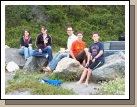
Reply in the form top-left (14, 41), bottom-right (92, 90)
top-left (71, 40), bottom-right (86, 56)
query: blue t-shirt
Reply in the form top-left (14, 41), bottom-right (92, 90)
top-left (89, 42), bottom-right (105, 62)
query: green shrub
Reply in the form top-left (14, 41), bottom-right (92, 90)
top-left (5, 5), bottom-right (125, 50)
top-left (98, 78), bottom-right (125, 95)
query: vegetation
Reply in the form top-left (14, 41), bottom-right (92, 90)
top-left (6, 70), bottom-right (75, 95)
top-left (97, 78), bottom-right (125, 95)
top-left (5, 5), bottom-right (125, 95)
top-left (6, 70), bottom-right (125, 95)
top-left (48, 73), bottom-right (79, 82)
top-left (5, 5), bottom-right (125, 50)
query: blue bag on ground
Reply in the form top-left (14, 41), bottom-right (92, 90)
top-left (42, 78), bottom-right (61, 86)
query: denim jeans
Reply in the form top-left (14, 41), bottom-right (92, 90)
top-left (19, 46), bottom-right (33, 60)
top-left (32, 46), bottom-right (53, 62)
top-left (48, 52), bottom-right (69, 70)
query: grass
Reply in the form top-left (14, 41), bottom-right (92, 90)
top-left (48, 73), bottom-right (79, 82)
top-left (6, 70), bottom-right (125, 95)
top-left (97, 78), bottom-right (125, 95)
top-left (5, 70), bottom-right (75, 95)
top-left (5, 51), bottom-right (125, 95)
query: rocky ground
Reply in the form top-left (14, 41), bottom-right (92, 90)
top-left (5, 72), bottom-right (101, 95)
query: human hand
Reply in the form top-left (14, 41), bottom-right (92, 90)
top-left (21, 46), bottom-right (25, 48)
top-left (85, 62), bottom-right (89, 67)
top-left (59, 50), bottom-right (66, 53)
top-left (75, 59), bottom-right (80, 64)
top-left (39, 49), bottom-right (42, 53)
top-left (92, 58), bottom-right (96, 63)
top-left (44, 39), bottom-right (48, 43)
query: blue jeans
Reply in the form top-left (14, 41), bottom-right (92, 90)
top-left (32, 46), bottom-right (53, 62)
top-left (19, 46), bottom-right (33, 60)
top-left (48, 52), bottom-right (69, 70)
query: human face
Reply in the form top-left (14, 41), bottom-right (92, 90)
top-left (67, 27), bottom-right (73, 36)
top-left (77, 33), bottom-right (83, 41)
top-left (24, 30), bottom-right (29, 37)
top-left (41, 28), bottom-right (47, 34)
top-left (92, 34), bottom-right (100, 42)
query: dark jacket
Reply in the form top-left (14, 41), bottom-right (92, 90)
top-left (20, 36), bottom-right (32, 48)
top-left (35, 33), bottom-right (52, 49)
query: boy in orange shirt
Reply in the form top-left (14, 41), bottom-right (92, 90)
top-left (70, 31), bottom-right (89, 66)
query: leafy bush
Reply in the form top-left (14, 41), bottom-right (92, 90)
top-left (5, 5), bottom-right (125, 50)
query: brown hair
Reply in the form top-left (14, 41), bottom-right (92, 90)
top-left (41, 26), bottom-right (47, 30)
top-left (24, 29), bottom-right (30, 36)
top-left (92, 32), bottom-right (100, 36)
top-left (76, 31), bottom-right (83, 35)
top-left (67, 26), bottom-right (73, 31)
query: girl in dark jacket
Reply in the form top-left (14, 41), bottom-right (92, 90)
top-left (19, 30), bottom-right (33, 60)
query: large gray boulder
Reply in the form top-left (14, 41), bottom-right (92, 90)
top-left (91, 52), bottom-right (125, 82)
top-left (5, 48), bottom-right (26, 68)
top-left (23, 56), bottom-right (48, 72)
top-left (52, 52), bottom-right (125, 82)
top-left (5, 48), bottom-right (48, 71)
top-left (53, 57), bottom-right (84, 78)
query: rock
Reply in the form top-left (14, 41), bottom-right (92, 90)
top-left (91, 52), bottom-right (125, 82)
top-left (5, 48), bottom-right (26, 68)
top-left (5, 48), bottom-right (49, 71)
top-left (5, 45), bottom-right (10, 48)
top-left (53, 57), bottom-right (84, 78)
top-left (6, 61), bottom-right (19, 72)
top-left (23, 56), bottom-right (48, 72)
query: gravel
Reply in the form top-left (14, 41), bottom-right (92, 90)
top-left (61, 82), bottom-right (101, 95)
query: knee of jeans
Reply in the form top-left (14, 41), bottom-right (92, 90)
top-left (24, 47), bottom-right (28, 50)
top-left (32, 50), bottom-right (36, 55)
top-left (58, 54), bottom-right (64, 59)
top-left (47, 46), bottom-right (52, 50)
top-left (28, 46), bottom-right (32, 49)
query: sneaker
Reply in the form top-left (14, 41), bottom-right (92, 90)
top-left (46, 54), bottom-right (49, 58)
top-left (25, 58), bottom-right (30, 61)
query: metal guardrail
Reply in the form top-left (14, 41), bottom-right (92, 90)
top-left (103, 41), bottom-right (125, 57)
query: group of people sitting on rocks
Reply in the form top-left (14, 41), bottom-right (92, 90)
top-left (19, 26), bottom-right (105, 86)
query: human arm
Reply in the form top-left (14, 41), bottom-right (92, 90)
top-left (85, 52), bottom-right (92, 67)
top-left (93, 50), bottom-right (103, 60)
top-left (70, 43), bottom-right (80, 63)
top-left (48, 35), bottom-right (52, 46)
top-left (85, 45), bottom-right (92, 67)
top-left (92, 43), bottom-right (104, 62)
top-left (20, 37), bottom-right (25, 47)
top-left (70, 49), bottom-right (76, 60)
top-left (20, 37), bottom-right (28, 48)
top-left (35, 34), bottom-right (43, 52)
top-left (92, 50), bottom-right (103, 62)
top-left (35, 34), bottom-right (43, 49)
top-left (28, 37), bottom-right (32, 46)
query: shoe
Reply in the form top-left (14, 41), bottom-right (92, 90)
top-left (25, 58), bottom-right (30, 61)
top-left (46, 54), bottom-right (49, 58)
top-left (43, 67), bottom-right (52, 72)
